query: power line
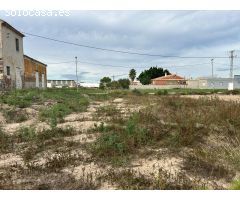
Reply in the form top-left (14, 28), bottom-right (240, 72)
top-left (114, 74), bottom-right (128, 77)
top-left (46, 58), bottom-right (211, 70)
top-left (168, 62), bottom-right (210, 68)
top-left (47, 60), bottom-right (132, 68)
top-left (111, 74), bottom-right (128, 81)
top-left (23, 32), bottom-right (230, 59)
top-left (77, 61), bottom-right (130, 68)
top-left (217, 67), bottom-right (240, 72)
top-left (47, 61), bottom-right (74, 64)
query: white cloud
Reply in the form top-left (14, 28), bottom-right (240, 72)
top-left (1, 10), bottom-right (240, 82)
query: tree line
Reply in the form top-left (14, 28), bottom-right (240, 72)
top-left (99, 66), bottom-right (170, 89)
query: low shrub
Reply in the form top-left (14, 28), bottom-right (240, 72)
top-left (3, 109), bottom-right (28, 123)
top-left (131, 89), bottom-right (142, 96)
top-left (102, 168), bottom-right (205, 189)
top-left (37, 126), bottom-right (75, 141)
top-left (91, 114), bottom-right (149, 164)
top-left (156, 90), bottom-right (168, 95)
top-left (0, 127), bottom-right (14, 153)
top-left (44, 152), bottom-right (83, 172)
top-left (96, 105), bottom-right (118, 117)
top-left (17, 126), bottom-right (74, 143)
top-left (40, 97), bottom-right (89, 124)
top-left (17, 126), bottom-right (37, 142)
top-left (230, 180), bottom-right (240, 190)
top-left (227, 89), bottom-right (240, 95)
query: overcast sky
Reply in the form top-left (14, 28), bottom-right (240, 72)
top-left (1, 10), bottom-right (240, 83)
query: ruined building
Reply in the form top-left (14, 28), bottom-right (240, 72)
top-left (24, 55), bottom-right (47, 88)
top-left (0, 20), bottom-right (47, 90)
top-left (0, 20), bottom-right (25, 89)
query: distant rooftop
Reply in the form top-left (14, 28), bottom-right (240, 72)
top-left (151, 74), bottom-right (185, 81)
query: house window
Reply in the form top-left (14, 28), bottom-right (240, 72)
top-left (6, 66), bottom-right (10, 76)
top-left (15, 38), bottom-right (19, 51)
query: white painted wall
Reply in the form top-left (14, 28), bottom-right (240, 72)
top-left (42, 74), bottom-right (45, 88)
top-left (36, 72), bottom-right (39, 88)
top-left (0, 23), bottom-right (2, 59)
top-left (47, 82), bottom-right (52, 88)
top-left (0, 22), bottom-right (3, 87)
top-left (15, 67), bottom-right (22, 89)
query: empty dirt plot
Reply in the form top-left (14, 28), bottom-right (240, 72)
top-left (1, 88), bottom-right (240, 189)
top-left (181, 94), bottom-right (240, 102)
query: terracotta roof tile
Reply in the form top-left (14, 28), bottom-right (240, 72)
top-left (151, 74), bottom-right (185, 81)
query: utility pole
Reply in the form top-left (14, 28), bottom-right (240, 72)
top-left (112, 75), bottom-right (115, 81)
top-left (75, 56), bottom-right (78, 91)
top-left (211, 58), bottom-right (214, 78)
top-left (229, 50), bottom-right (235, 78)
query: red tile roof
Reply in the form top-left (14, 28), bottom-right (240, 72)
top-left (151, 74), bottom-right (185, 81)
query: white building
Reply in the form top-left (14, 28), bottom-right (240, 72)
top-left (80, 83), bottom-right (99, 88)
top-left (0, 20), bottom-right (24, 89)
top-left (47, 80), bottom-right (77, 88)
top-left (187, 75), bottom-right (240, 89)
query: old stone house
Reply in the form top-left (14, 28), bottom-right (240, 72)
top-left (0, 20), bottom-right (47, 90)
top-left (0, 19), bottom-right (25, 89)
top-left (24, 55), bottom-right (47, 88)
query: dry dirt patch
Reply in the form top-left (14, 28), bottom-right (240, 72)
top-left (57, 121), bottom-right (100, 132)
top-left (64, 112), bottom-right (92, 122)
top-left (0, 112), bottom-right (6, 124)
top-left (64, 133), bottom-right (99, 144)
top-left (3, 119), bottom-right (36, 135)
top-left (130, 156), bottom-right (183, 177)
top-left (0, 153), bottom-right (24, 168)
top-left (182, 94), bottom-right (240, 102)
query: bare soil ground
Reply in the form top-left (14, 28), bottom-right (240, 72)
top-left (1, 89), bottom-right (240, 189)
top-left (182, 94), bottom-right (240, 102)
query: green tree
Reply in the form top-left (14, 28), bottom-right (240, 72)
top-left (137, 67), bottom-right (170, 85)
top-left (129, 69), bottom-right (136, 82)
top-left (99, 77), bottom-right (130, 90)
top-left (118, 79), bottom-right (130, 89)
top-left (99, 77), bottom-right (112, 89)
top-left (110, 81), bottom-right (120, 89)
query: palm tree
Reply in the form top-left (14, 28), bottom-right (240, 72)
top-left (129, 69), bottom-right (136, 82)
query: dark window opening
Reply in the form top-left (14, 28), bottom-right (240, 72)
top-left (6, 66), bottom-right (10, 76)
top-left (15, 38), bottom-right (19, 51)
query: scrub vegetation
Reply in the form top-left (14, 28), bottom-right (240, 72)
top-left (0, 88), bottom-right (240, 189)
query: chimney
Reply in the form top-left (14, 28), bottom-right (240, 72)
top-left (165, 72), bottom-right (167, 77)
